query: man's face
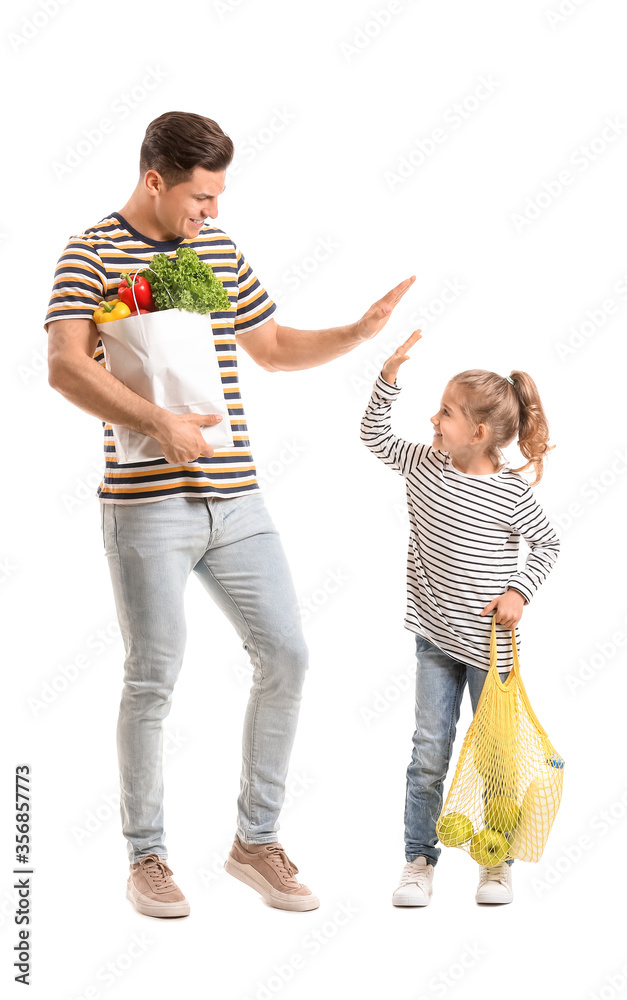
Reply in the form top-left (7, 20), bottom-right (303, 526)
top-left (153, 166), bottom-right (226, 240)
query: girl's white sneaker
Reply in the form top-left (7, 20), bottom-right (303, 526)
top-left (475, 862), bottom-right (513, 904)
top-left (392, 857), bottom-right (434, 906)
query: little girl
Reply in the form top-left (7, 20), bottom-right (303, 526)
top-left (360, 329), bottom-right (560, 906)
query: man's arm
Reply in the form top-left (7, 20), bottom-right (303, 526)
top-left (236, 276), bottom-right (416, 372)
top-left (47, 318), bottom-right (223, 465)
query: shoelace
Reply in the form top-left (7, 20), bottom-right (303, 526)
top-left (265, 844), bottom-right (299, 883)
top-left (399, 862), bottom-right (431, 888)
top-left (137, 854), bottom-right (174, 888)
top-left (479, 864), bottom-right (509, 887)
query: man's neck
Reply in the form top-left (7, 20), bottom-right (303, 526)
top-left (117, 195), bottom-right (176, 242)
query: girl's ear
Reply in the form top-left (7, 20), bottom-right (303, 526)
top-left (470, 423), bottom-right (488, 445)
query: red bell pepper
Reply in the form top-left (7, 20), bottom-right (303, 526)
top-left (118, 271), bottom-right (156, 314)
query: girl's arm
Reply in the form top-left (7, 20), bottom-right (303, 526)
top-left (360, 329), bottom-right (425, 477)
top-left (506, 487), bottom-right (561, 602)
top-left (360, 374), bottom-right (425, 476)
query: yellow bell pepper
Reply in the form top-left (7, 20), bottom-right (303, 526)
top-left (93, 298), bottom-right (131, 323)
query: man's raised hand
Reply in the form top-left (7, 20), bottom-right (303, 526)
top-left (355, 275), bottom-right (416, 342)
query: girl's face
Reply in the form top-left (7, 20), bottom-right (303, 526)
top-left (430, 384), bottom-right (478, 454)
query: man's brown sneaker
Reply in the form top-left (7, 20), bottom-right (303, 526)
top-left (126, 853), bottom-right (190, 917)
top-left (225, 835), bottom-right (320, 911)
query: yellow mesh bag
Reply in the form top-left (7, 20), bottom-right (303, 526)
top-left (435, 615), bottom-right (564, 865)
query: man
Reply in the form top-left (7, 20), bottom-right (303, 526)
top-left (45, 110), bottom-right (414, 918)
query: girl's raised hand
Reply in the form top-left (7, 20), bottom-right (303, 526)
top-left (380, 329), bottom-right (422, 385)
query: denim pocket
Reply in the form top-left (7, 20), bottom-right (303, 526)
top-left (415, 633), bottom-right (433, 652)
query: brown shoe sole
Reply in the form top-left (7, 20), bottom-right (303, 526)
top-left (224, 857), bottom-right (320, 911)
top-left (126, 878), bottom-right (190, 918)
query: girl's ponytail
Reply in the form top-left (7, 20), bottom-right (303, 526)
top-left (508, 371), bottom-right (554, 485)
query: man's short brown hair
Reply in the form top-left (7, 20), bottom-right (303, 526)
top-left (139, 111), bottom-right (234, 188)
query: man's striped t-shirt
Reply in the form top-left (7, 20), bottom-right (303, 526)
top-left (44, 212), bottom-right (276, 504)
top-left (360, 374), bottom-right (560, 671)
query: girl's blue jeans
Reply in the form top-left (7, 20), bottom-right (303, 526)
top-left (405, 633), bottom-right (514, 867)
top-left (101, 491), bottom-right (308, 864)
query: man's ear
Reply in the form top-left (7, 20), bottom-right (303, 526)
top-left (144, 169), bottom-right (164, 196)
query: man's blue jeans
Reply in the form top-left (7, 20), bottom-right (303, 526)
top-left (405, 633), bottom-right (514, 867)
top-left (100, 491), bottom-right (308, 864)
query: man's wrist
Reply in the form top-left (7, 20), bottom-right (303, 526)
top-left (143, 405), bottom-right (172, 441)
top-left (345, 319), bottom-right (372, 347)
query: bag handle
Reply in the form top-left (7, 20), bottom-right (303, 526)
top-left (489, 613), bottom-right (519, 674)
top-left (125, 267), bottom-right (175, 335)
top-left (488, 614), bottom-right (516, 690)
top-left (488, 613), bottom-right (552, 738)
top-left (126, 266), bottom-right (175, 307)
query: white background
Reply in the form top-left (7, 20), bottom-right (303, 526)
top-left (2, 0), bottom-right (627, 997)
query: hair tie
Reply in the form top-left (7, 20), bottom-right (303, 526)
top-left (505, 375), bottom-right (515, 386)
